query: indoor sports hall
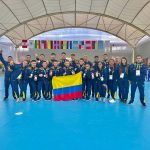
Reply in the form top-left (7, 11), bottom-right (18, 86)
top-left (0, 0), bottom-right (150, 150)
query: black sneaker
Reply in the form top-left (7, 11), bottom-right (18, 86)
top-left (46, 98), bottom-right (52, 100)
top-left (86, 97), bottom-right (90, 100)
top-left (142, 102), bottom-right (146, 107)
top-left (128, 100), bottom-right (133, 104)
top-left (22, 98), bottom-right (26, 101)
top-left (95, 98), bottom-right (99, 101)
top-left (123, 99), bottom-right (127, 103)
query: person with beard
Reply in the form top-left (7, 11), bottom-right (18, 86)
top-left (35, 53), bottom-right (45, 68)
top-left (49, 53), bottom-right (57, 67)
top-left (27, 60), bottom-right (38, 101)
top-left (19, 60), bottom-right (29, 101)
top-left (49, 60), bottom-right (63, 99)
top-left (37, 61), bottom-right (50, 100)
top-left (70, 53), bottom-right (77, 68)
top-left (128, 55), bottom-right (147, 106)
top-left (0, 49), bottom-right (14, 100)
top-left (82, 63), bottom-right (94, 100)
top-left (26, 55), bottom-right (31, 67)
top-left (62, 60), bottom-right (75, 76)
top-left (102, 54), bottom-right (109, 69)
top-left (60, 52), bottom-right (67, 68)
top-left (93, 56), bottom-right (99, 70)
top-left (91, 56), bottom-right (99, 98)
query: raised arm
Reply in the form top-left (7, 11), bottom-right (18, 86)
top-left (0, 50), bottom-right (7, 68)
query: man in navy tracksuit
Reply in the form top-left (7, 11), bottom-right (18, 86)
top-left (9, 62), bottom-right (22, 101)
top-left (82, 63), bottom-right (94, 100)
top-left (49, 60), bottom-right (63, 99)
top-left (83, 55), bottom-right (93, 97)
top-left (128, 55), bottom-right (147, 106)
top-left (48, 53), bottom-right (57, 68)
top-left (26, 55), bottom-right (32, 66)
top-left (93, 56), bottom-right (99, 70)
top-left (62, 60), bottom-right (75, 76)
top-left (102, 54), bottom-right (110, 98)
top-left (102, 54), bottom-right (109, 69)
top-left (37, 61), bottom-right (50, 100)
top-left (60, 52), bottom-right (67, 68)
top-left (0, 50), bottom-right (13, 100)
top-left (27, 60), bottom-right (38, 101)
top-left (92, 56), bottom-right (99, 98)
top-left (78, 58), bottom-right (85, 73)
top-left (19, 60), bottom-right (29, 101)
top-left (71, 53), bottom-right (77, 68)
top-left (35, 54), bottom-right (45, 68)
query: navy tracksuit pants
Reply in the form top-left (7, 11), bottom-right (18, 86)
top-left (82, 79), bottom-right (92, 99)
top-left (107, 80), bottom-right (117, 99)
top-left (130, 81), bottom-right (145, 103)
top-left (118, 79), bottom-right (129, 100)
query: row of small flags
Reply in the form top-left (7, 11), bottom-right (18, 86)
top-left (22, 40), bottom-right (110, 51)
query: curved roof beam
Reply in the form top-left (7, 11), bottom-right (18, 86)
top-left (3, 12), bottom-right (147, 47)
top-left (0, 11), bottom-right (149, 38)
top-left (1, 0), bottom-right (20, 23)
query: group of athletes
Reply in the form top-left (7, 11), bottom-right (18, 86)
top-left (0, 49), bottom-right (147, 106)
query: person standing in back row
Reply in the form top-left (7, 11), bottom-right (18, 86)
top-left (128, 55), bottom-right (147, 106)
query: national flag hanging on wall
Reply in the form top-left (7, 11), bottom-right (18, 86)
top-left (35, 40), bottom-right (41, 49)
top-left (95, 41), bottom-right (98, 49)
top-left (63, 41), bottom-right (67, 50)
top-left (35, 40), bottom-right (38, 49)
top-left (22, 40), bottom-right (28, 48)
top-left (72, 41), bottom-right (78, 50)
top-left (53, 41), bottom-right (57, 49)
top-left (47, 40), bottom-right (51, 49)
top-left (51, 41), bottom-right (53, 49)
top-left (60, 41), bottom-right (63, 49)
top-left (85, 40), bottom-right (92, 50)
top-left (57, 41), bottom-right (60, 49)
top-left (98, 40), bottom-right (105, 51)
top-left (22, 39), bottom-right (109, 50)
top-left (41, 40), bottom-right (47, 49)
top-left (78, 41), bottom-right (84, 49)
top-left (105, 40), bottom-right (110, 52)
top-left (68, 41), bottom-right (72, 49)
top-left (66, 41), bottom-right (69, 49)
top-left (52, 72), bottom-right (82, 101)
top-left (92, 41), bottom-right (95, 49)
top-left (28, 40), bottom-right (35, 49)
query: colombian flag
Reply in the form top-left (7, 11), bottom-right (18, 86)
top-left (52, 73), bottom-right (82, 101)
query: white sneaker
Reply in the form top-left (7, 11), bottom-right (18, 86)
top-left (16, 98), bottom-right (20, 102)
top-left (109, 99), bottom-right (116, 103)
top-left (99, 98), bottom-right (102, 102)
top-left (103, 98), bottom-right (107, 102)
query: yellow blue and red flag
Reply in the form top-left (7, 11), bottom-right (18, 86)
top-left (52, 73), bottom-right (82, 101)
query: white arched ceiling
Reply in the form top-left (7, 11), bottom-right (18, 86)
top-left (0, 0), bottom-right (150, 47)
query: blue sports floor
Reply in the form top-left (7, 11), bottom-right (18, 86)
top-left (0, 76), bottom-right (150, 150)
